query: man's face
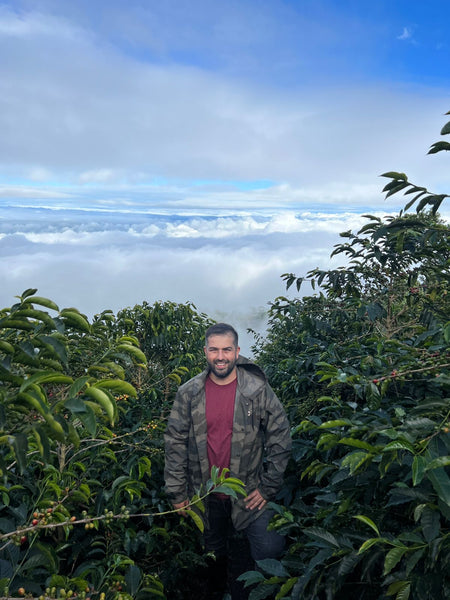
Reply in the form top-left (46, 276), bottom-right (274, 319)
top-left (204, 333), bottom-right (240, 382)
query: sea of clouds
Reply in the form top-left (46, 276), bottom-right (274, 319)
top-left (1, 204), bottom-right (390, 355)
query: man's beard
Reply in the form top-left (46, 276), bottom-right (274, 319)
top-left (207, 357), bottom-right (237, 379)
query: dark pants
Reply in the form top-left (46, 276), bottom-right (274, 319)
top-left (204, 496), bottom-right (285, 599)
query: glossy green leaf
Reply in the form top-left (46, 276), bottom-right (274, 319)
top-left (383, 440), bottom-right (415, 453)
top-left (23, 296), bottom-right (59, 311)
top-left (185, 508), bottom-right (204, 532)
top-left (425, 456), bottom-right (450, 471)
top-left (256, 558), bottom-right (289, 577)
top-left (427, 468), bottom-right (450, 507)
top-left (358, 537), bottom-right (385, 554)
top-left (20, 371), bottom-right (73, 392)
top-left (384, 546), bottom-right (407, 575)
top-left (353, 515), bottom-right (380, 536)
top-left (276, 577), bottom-right (298, 599)
top-left (303, 527), bottom-right (339, 548)
top-left (318, 419), bottom-right (352, 429)
top-left (94, 379), bottom-right (137, 397)
top-left (412, 455), bottom-right (427, 486)
top-left (115, 344), bottom-right (147, 364)
top-left (38, 334), bottom-right (68, 364)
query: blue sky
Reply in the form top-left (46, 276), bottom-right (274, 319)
top-left (0, 0), bottom-right (449, 353)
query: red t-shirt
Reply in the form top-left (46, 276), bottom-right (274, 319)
top-left (205, 376), bottom-right (237, 473)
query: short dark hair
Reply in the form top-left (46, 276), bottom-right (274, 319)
top-left (205, 323), bottom-right (239, 348)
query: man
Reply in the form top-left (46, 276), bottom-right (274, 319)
top-left (164, 323), bottom-right (292, 599)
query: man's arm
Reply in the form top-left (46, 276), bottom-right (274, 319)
top-left (258, 384), bottom-right (292, 500)
top-left (164, 389), bottom-right (190, 506)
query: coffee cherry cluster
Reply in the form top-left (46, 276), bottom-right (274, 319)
top-left (103, 508), bottom-right (114, 524)
top-left (11, 530), bottom-right (28, 546)
top-left (119, 505), bottom-right (130, 521)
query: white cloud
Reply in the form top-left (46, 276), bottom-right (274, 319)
top-left (0, 5), bottom-right (447, 196)
top-left (398, 27), bottom-right (413, 41)
top-left (1, 1), bottom-right (449, 354)
top-left (0, 219), bottom-right (343, 355)
top-left (27, 167), bottom-right (54, 181)
top-left (0, 185), bottom-right (72, 199)
top-left (79, 169), bottom-right (120, 184)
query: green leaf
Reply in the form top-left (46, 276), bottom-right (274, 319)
top-left (397, 583), bottom-right (411, 600)
top-left (237, 570), bottom-right (266, 587)
top-left (385, 181), bottom-right (410, 198)
top-left (23, 296), bottom-right (59, 311)
top-left (386, 581), bottom-right (411, 598)
top-left (412, 455), bottom-right (427, 486)
top-left (115, 344), bottom-right (147, 365)
top-left (38, 334), bottom-right (68, 364)
top-left (428, 141), bottom-right (450, 154)
top-left (341, 451), bottom-right (372, 474)
top-left (256, 558), bottom-right (289, 577)
top-left (125, 564), bottom-right (142, 596)
top-left (381, 172), bottom-right (408, 180)
top-left (185, 508), bottom-right (204, 532)
top-left (426, 467), bottom-right (450, 507)
top-left (440, 120), bottom-right (450, 135)
top-left (60, 309), bottom-right (91, 332)
top-left (383, 440), bottom-right (415, 453)
top-left (0, 318), bottom-right (34, 331)
top-left (209, 465), bottom-right (220, 484)
top-left (353, 515), bottom-right (380, 536)
top-left (303, 527), bottom-right (339, 548)
top-left (20, 371), bottom-right (73, 392)
top-left (276, 577), bottom-right (297, 599)
top-left (358, 537), bottom-right (384, 554)
top-left (190, 494), bottom-right (205, 513)
top-left (20, 287), bottom-right (38, 299)
top-left (318, 419), bottom-right (352, 429)
top-left (339, 438), bottom-right (379, 452)
top-left (14, 308), bottom-right (56, 328)
top-left (420, 506), bottom-right (440, 542)
top-left (212, 484), bottom-right (239, 499)
top-left (425, 456), bottom-right (450, 471)
top-left (76, 403), bottom-right (97, 435)
top-left (94, 379), bottom-right (137, 397)
top-left (137, 456), bottom-right (152, 480)
top-left (12, 433), bottom-right (28, 473)
top-left (68, 376), bottom-right (91, 398)
top-left (384, 546), bottom-right (407, 575)
top-left (405, 548), bottom-right (425, 576)
top-left (0, 340), bottom-right (15, 354)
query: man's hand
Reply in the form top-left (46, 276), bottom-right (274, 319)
top-left (173, 499), bottom-right (189, 516)
top-left (244, 489), bottom-right (267, 511)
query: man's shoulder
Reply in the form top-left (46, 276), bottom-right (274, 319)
top-left (178, 369), bottom-right (207, 396)
top-left (236, 358), bottom-right (268, 396)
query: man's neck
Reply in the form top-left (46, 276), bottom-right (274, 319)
top-left (208, 369), bottom-right (237, 386)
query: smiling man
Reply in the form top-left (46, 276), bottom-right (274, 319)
top-left (164, 323), bottom-right (292, 599)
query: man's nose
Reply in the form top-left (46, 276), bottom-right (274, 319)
top-left (217, 350), bottom-right (225, 359)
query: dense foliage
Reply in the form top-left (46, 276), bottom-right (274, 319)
top-left (0, 296), bottom-right (243, 599)
top-left (242, 113), bottom-right (450, 599)
top-left (0, 111), bottom-right (448, 600)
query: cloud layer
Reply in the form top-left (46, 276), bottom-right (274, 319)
top-left (0, 208), bottom-right (375, 354)
top-left (1, 1), bottom-right (449, 352)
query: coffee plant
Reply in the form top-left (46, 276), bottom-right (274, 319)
top-left (242, 113), bottom-right (450, 599)
top-left (0, 292), bottom-right (242, 599)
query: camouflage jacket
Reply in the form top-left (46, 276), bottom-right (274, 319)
top-left (164, 355), bottom-right (292, 530)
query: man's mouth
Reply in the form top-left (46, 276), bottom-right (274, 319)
top-left (215, 361), bottom-right (228, 368)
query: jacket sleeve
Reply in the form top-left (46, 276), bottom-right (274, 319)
top-left (164, 388), bottom-right (190, 504)
top-left (259, 384), bottom-right (292, 500)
